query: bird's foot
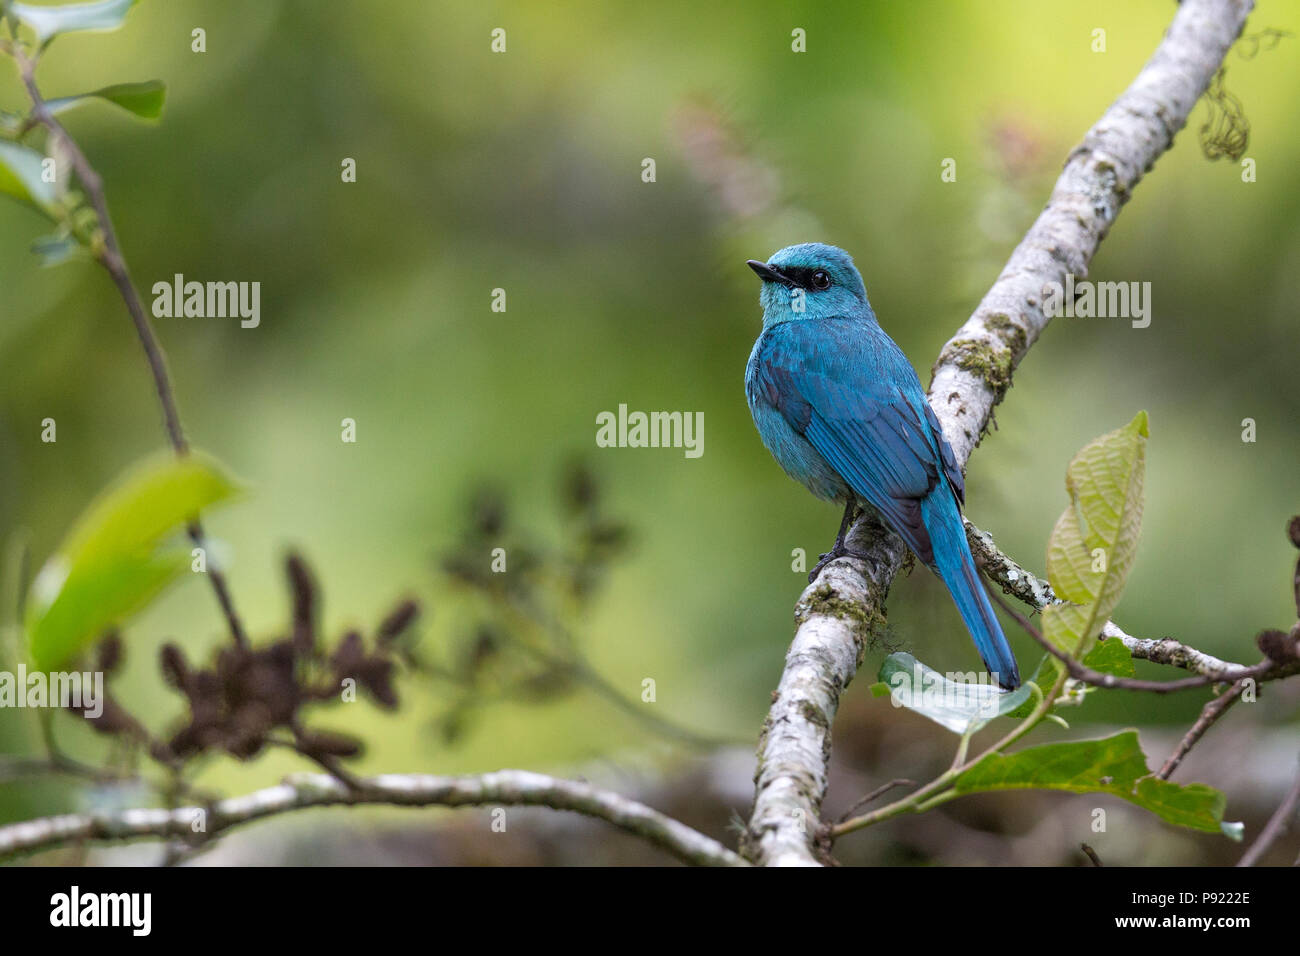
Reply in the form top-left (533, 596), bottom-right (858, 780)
top-left (808, 544), bottom-right (874, 584)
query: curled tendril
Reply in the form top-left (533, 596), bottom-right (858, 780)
top-left (1199, 67), bottom-right (1249, 161)
top-left (1200, 29), bottom-right (1293, 162)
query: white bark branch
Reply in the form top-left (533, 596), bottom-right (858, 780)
top-left (742, 523), bottom-right (907, 866)
top-left (744, 0), bottom-right (1254, 866)
top-left (0, 770), bottom-right (747, 867)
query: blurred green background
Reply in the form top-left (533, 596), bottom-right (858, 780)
top-left (1, 0), bottom-right (1298, 864)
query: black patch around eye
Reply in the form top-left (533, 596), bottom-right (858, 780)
top-left (780, 267), bottom-right (819, 290)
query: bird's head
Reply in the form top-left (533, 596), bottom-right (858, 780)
top-left (747, 242), bottom-right (872, 325)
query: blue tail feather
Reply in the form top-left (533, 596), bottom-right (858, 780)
top-left (922, 496), bottom-right (1021, 690)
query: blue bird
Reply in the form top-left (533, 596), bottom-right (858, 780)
top-left (744, 242), bottom-right (1020, 690)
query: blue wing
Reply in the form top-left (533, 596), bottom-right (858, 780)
top-left (751, 318), bottom-right (960, 567)
top-left (751, 316), bottom-right (1020, 688)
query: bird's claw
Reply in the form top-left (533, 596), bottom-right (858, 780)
top-left (808, 545), bottom-right (873, 584)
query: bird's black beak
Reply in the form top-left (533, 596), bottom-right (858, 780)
top-left (747, 260), bottom-right (795, 287)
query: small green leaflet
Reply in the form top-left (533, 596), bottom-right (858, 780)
top-left (47, 80), bottom-right (167, 121)
top-left (1042, 411), bottom-right (1148, 658)
top-left (25, 453), bottom-right (241, 670)
top-left (1081, 637), bottom-right (1136, 677)
top-left (952, 730), bottom-right (1237, 836)
top-left (871, 652), bottom-right (1031, 735)
top-left (11, 0), bottom-right (138, 46)
top-left (31, 233), bottom-right (82, 267)
top-left (0, 140), bottom-right (57, 215)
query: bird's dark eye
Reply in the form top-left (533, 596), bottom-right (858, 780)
top-left (811, 270), bottom-right (831, 291)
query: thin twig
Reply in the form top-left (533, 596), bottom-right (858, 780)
top-left (0, 770), bottom-right (748, 866)
top-left (503, 595), bottom-right (742, 749)
top-left (1158, 679), bottom-right (1248, 780)
top-left (829, 671), bottom-right (1061, 839)
top-left (985, 585), bottom-right (1267, 693)
top-left (835, 779), bottom-right (916, 823)
top-left (15, 49), bottom-right (185, 452)
top-left (1237, 758), bottom-right (1300, 866)
top-left (274, 728), bottom-right (367, 792)
top-left (969, 520), bottom-right (1255, 680)
top-left (13, 47), bottom-right (248, 648)
top-left (0, 755), bottom-right (133, 785)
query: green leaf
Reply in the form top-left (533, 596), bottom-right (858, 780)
top-left (11, 0), bottom-right (138, 45)
top-left (877, 652), bottom-right (1030, 735)
top-left (47, 80), bottom-right (166, 121)
top-left (25, 453), bottom-right (241, 670)
top-left (0, 140), bottom-right (57, 214)
top-left (952, 730), bottom-right (1228, 834)
top-left (1081, 637), bottom-right (1136, 677)
top-left (1042, 411), bottom-right (1148, 658)
top-left (29, 551), bottom-right (187, 671)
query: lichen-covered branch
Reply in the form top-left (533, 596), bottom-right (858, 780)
top-left (928, 0), bottom-right (1252, 464)
top-left (744, 0), bottom-right (1254, 866)
top-left (741, 516), bottom-right (904, 866)
top-left (0, 770), bottom-right (747, 867)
